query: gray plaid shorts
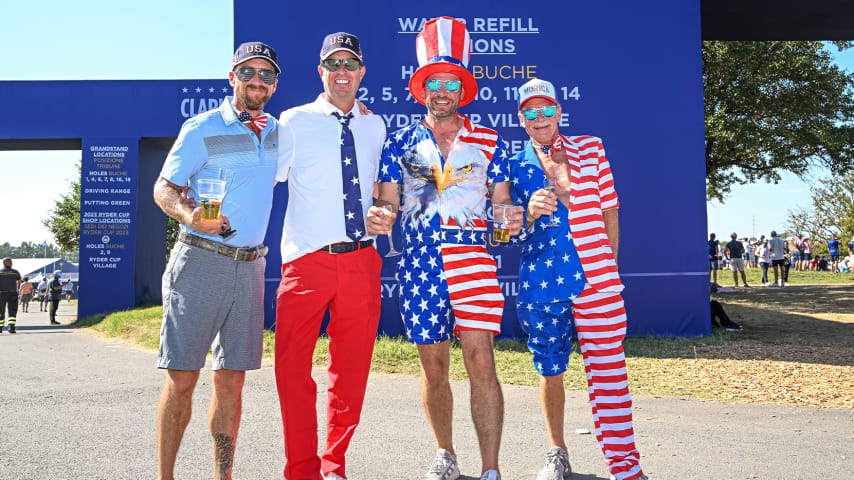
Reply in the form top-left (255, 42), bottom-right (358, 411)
top-left (158, 242), bottom-right (266, 371)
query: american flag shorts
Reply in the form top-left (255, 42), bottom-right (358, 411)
top-left (396, 243), bottom-right (504, 344)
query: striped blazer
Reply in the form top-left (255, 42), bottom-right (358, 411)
top-left (509, 134), bottom-right (623, 295)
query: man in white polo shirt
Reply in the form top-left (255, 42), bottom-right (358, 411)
top-left (274, 32), bottom-right (386, 480)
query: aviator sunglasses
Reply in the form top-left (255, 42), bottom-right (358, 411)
top-left (521, 105), bottom-right (557, 120)
top-left (426, 79), bottom-right (460, 92)
top-left (321, 58), bottom-right (363, 72)
top-left (234, 66), bottom-right (277, 85)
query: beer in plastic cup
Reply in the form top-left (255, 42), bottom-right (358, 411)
top-left (197, 179), bottom-right (226, 223)
top-left (493, 204), bottom-right (513, 243)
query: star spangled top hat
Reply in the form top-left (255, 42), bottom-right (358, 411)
top-left (409, 16), bottom-right (478, 107)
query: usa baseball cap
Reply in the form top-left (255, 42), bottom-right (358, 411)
top-left (518, 78), bottom-right (558, 108)
top-left (232, 41), bottom-right (281, 74)
top-left (320, 32), bottom-right (363, 61)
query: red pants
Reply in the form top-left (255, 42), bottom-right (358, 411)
top-left (275, 248), bottom-right (382, 480)
top-left (573, 286), bottom-right (644, 480)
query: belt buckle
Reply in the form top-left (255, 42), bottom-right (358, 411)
top-left (327, 244), bottom-right (339, 254)
top-left (233, 247), bottom-right (241, 261)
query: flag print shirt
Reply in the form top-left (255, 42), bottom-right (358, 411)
top-left (378, 115), bottom-right (510, 249)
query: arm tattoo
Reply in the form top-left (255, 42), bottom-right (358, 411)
top-left (487, 182), bottom-right (496, 198)
top-left (153, 178), bottom-right (188, 224)
top-left (212, 432), bottom-right (234, 479)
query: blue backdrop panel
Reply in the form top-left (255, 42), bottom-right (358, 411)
top-left (0, 0), bottom-right (711, 337)
top-left (241, 1), bottom-right (711, 337)
top-left (78, 138), bottom-right (139, 318)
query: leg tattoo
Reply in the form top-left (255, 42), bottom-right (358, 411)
top-left (212, 432), bottom-right (234, 479)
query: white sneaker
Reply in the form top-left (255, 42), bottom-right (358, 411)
top-left (536, 446), bottom-right (571, 480)
top-left (423, 449), bottom-right (461, 480)
top-left (324, 473), bottom-right (345, 480)
top-left (480, 469), bottom-right (501, 480)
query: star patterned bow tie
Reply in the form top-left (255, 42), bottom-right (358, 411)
top-left (539, 136), bottom-right (563, 155)
top-left (237, 111), bottom-right (267, 131)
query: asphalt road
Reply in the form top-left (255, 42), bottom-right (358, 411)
top-left (0, 304), bottom-right (852, 479)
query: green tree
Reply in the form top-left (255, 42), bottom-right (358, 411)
top-left (43, 163), bottom-right (82, 252)
top-left (786, 170), bottom-right (854, 251)
top-left (703, 41), bottom-right (854, 201)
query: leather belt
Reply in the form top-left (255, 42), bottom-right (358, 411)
top-left (317, 239), bottom-right (374, 254)
top-left (178, 231), bottom-right (268, 261)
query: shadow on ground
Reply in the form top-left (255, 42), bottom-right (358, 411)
top-left (706, 284), bottom-right (854, 366)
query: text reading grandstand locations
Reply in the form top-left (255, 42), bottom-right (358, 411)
top-left (79, 141), bottom-right (138, 279)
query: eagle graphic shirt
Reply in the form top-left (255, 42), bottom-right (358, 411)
top-left (378, 114), bottom-right (510, 249)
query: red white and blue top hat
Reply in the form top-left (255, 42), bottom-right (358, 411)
top-left (409, 16), bottom-right (478, 107)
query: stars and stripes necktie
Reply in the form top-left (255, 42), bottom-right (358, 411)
top-left (237, 111), bottom-right (268, 131)
top-left (332, 111), bottom-right (365, 241)
top-left (539, 136), bottom-right (563, 155)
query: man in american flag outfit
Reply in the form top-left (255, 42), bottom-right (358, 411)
top-left (508, 78), bottom-right (647, 480)
top-left (367, 16), bottom-right (523, 480)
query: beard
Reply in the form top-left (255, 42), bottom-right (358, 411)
top-left (427, 96), bottom-right (459, 119)
top-left (236, 85), bottom-right (271, 111)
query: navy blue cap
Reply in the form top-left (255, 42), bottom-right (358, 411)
top-left (320, 32), bottom-right (362, 61)
top-left (233, 42), bottom-right (281, 74)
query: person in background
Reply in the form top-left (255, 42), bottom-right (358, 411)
top-left (726, 233), bottom-right (749, 287)
top-left (827, 234), bottom-right (841, 274)
top-left (0, 258), bottom-right (21, 334)
top-left (802, 236), bottom-right (813, 270)
top-left (18, 276), bottom-right (34, 313)
top-left (48, 270), bottom-right (67, 325)
top-left (37, 277), bottom-right (49, 312)
top-left (756, 240), bottom-right (770, 286)
top-left (767, 231), bottom-right (786, 287)
top-left (793, 234), bottom-right (804, 271)
top-left (708, 233), bottom-right (719, 284)
top-left (63, 280), bottom-right (74, 302)
top-left (783, 241), bottom-right (792, 284)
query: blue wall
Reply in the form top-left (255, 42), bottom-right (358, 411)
top-left (0, 0), bottom-right (711, 336)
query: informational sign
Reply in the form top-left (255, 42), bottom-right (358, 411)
top-left (78, 138), bottom-right (138, 317)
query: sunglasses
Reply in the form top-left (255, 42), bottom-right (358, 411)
top-left (426, 79), bottom-right (460, 92)
top-left (521, 105), bottom-right (557, 120)
top-left (234, 66), bottom-right (277, 85)
top-left (321, 58), bottom-right (362, 72)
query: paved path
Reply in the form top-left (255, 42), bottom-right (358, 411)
top-left (1, 306), bottom-right (852, 479)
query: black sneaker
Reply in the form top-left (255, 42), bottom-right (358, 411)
top-left (724, 322), bottom-right (743, 332)
top-left (50, 321), bottom-right (60, 325)
top-left (8, 325), bottom-right (15, 334)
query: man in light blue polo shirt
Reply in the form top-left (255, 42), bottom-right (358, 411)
top-left (152, 41), bottom-right (280, 480)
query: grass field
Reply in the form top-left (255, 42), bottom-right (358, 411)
top-left (74, 283), bottom-right (854, 409)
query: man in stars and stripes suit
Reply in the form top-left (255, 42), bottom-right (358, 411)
top-left (367, 17), bottom-right (523, 480)
top-left (508, 78), bottom-right (647, 480)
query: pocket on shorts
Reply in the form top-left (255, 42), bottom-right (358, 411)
top-left (162, 242), bottom-right (193, 305)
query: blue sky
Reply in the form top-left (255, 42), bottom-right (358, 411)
top-left (0, 1), bottom-right (851, 245)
